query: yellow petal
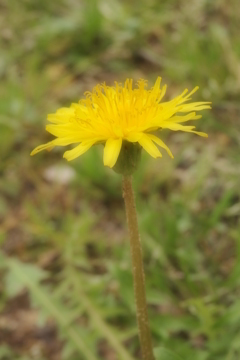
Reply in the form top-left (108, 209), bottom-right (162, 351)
top-left (177, 102), bottom-right (212, 112)
top-left (31, 78), bottom-right (210, 164)
top-left (126, 132), bottom-right (143, 142)
top-left (179, 86), bottom-right (199, 103)
top-left (30, 138), bottom-right (78, 156)
top-left (46, 124), bottom-right (77, 137)
top-left (151, 77), bottom-right (161, 100)
top-left (47, 107), bottom-right (75, 123)
top-left (169, 112), bottom-right (202, 123)
top-left (161, 123), bottom-right (196, 131)
top-left (103, 138), bottom-right (122, 168)
top-left (63, 140), bottom-right (96, 161)
top-left (148, 134), bottom-right (174, 158)
top-left (162, 123), bottom-right (208, 137)
top-left (159, 84), bottom-right (167, 102)
top-left (138, 134), bottom-right (162, 158)
top-left (191, 131), bottom-right (208, 138)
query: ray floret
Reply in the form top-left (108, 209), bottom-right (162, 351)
top-left (31, 77), bottom-right (211, 167)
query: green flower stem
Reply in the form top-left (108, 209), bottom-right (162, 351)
top-left (122, 175), bottom-right (155, 360)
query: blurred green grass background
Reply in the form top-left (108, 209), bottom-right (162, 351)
top-left (0, 0), bottom-right (240, 359)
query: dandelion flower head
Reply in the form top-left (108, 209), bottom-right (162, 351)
top-left (31, 77), bottom-right (211, 168)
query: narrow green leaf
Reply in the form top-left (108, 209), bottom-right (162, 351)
top-left (3, 256), bottom-right (98, 360)
top-left (68, 266), bottom-right (135, 360)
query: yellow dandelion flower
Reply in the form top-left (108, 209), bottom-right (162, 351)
top-left (31, 77), bottom-right (211, 168)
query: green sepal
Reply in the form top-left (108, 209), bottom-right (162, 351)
top-left (113, 141), bottom-right (142, 175)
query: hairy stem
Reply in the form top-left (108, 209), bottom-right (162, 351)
top-left (122, 175), bottom-right (155, 360)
